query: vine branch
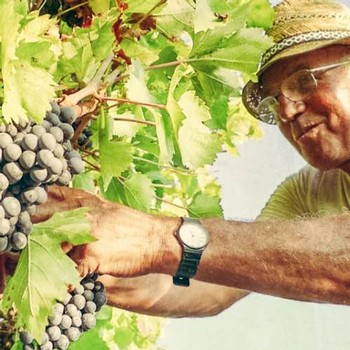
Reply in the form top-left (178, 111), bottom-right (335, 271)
top-left (113, 117), bottom-right (156, 126)
top-left (96, 95), bottom-right (167, 110)
top-left (61, 53), bottom-right (115, 107)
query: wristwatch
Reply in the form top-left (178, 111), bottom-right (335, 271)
top-left (173, 217), bottom-right (210, 287)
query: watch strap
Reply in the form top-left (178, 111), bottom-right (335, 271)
top-left (173, 248), bottom-right (203, 286)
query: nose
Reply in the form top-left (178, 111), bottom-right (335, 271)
top-left (277, 95), bottom-right (306, 123)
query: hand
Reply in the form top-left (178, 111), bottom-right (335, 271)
top-left (33, 186), bottom-right (182, 278)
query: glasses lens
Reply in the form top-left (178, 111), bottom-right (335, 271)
top-left (258, 96), bottom-right (278, 124)
top-left (282, 70), bottom-right (317, 101)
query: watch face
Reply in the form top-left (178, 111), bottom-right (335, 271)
top-left (178, 219), bottom-right (209, 249)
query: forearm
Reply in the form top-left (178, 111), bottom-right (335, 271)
top-left (99, 274), bottom-right (248, 317)
top-left (197, 216), bottom-right (350, 304)
top-left (158, 214), bottom-right (350, 305)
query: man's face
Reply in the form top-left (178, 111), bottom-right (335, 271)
top-left (261, 45), bottom-right (350, 173)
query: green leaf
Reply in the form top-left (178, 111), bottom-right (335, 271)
top-left (59, 35), bottom-right (98, 84)
top-left (10, 342), bottom-right (23, 350)
top-left (100, 139), bottom-right (133, 183)
top-left (73, 171), bottom-right (96, 192)
top-left (114, 327), bottom-right (135, 349)
top-left (68, 327), bottom-right (109, 350)
top-left (0, 4), bottom-right (58, 122)
top-left (193, 0), bottom-right (217, 33)
top-left (178, 91), bottom-right (222, 169)
top-left (110, 104), bottom-right (145, 138)
top-left (125, 0), bottom-right (166, 14)
top-left (3, 209), bottom-right (94, 341)
top-left (153, 109), bottom-right (175, 165)
top-left (188, 192), bottom-right (223, 218)
top-left (3, 61), bottom-right (56, 123)
top-left (123, 173), bottom-right (155, 212)
top-left (99, 114), bottom-right (133, 188)
top-left (247, 0), bottom-right (274, 30)
top-left (190, 27), bottom-right (273, 75)
top-left (89, 10), bottom-right (117, 62)
top-left (166, 65), bottom-right (189, 136)
top-left (99, 176), bottom-right (127, 204)
top-left (89, 0), bottom-right (110, 14)
top-left (126, 60), bottom-right (154, 103)
top-left (156, 0), bottom-right (195, 38)
top-left (121, 37), bottom-right (160, 66)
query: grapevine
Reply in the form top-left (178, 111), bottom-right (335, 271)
top-left (0, 0), bottom-right (274, 349)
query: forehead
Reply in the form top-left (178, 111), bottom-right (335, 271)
top-left (261, 45), bottom-right (350, 87)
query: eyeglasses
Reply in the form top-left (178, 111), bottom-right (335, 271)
top-left (242, 60), bottom-right (350, 124)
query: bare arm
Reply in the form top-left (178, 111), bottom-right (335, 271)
top-left (190, 217), bottom-right (350, 305)
top-left (99, 274), bottom-right (248, 317)
top-left (33, 186), bottom-right (350, 308)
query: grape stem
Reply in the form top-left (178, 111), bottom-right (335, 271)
top-left (155, 195), bottom-right (188, 211)
top-left (95, 95), bottom-right (167, 110)
top-left (127, 0), bottom-right (167, 26)
top-left (133, 156), bottom-right (193, 175)
top-left (112, 117), bottom-right (156, 126)
top-left (82, 158), bottom-right (101, 172)
top-left (55, 1), bottom-right (90, 18)
top-left (61, 53), bottom-right (115, 107)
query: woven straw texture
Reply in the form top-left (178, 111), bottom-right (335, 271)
top-left (259, 0), bottom-right (350, 75)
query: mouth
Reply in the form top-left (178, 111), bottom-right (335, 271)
top-left (296, 122), bottom-right (324, 141)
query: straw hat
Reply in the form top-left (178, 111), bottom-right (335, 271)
top-left (242, 0), bottom-right (350, 123)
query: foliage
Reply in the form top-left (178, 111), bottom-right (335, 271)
top-left (0, 0), bottom-right (274, 348)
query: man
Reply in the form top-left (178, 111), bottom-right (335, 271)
top-left (8, 0), bottom-right (350, 317)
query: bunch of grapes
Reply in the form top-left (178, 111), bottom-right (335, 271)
top-left (20, 273), bottom-right (107, 350)
top-left (0, 102), bottom-right (84, 253)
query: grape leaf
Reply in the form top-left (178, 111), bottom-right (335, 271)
top-left (59, 35), bottom-right (98, 84)
top-left (156, 0), bottom-right (195, 38)
top-left (166, 65), bottom-right (190, 136)
top-left (190, 27), bottom-right (273, 75)
top-left (3, 208), bottom-right (95, 341)
top-left (99, 114), bottom-right (133, 189)
top-left (68, 327), bottom-right (109, 350)
top-left (247, 0), bottom-right (275, 30)
top-left (193, 0), bottom-right (217, 33)
top-left (89, 0), bottom-right (110, 14)
top-left (73, 171), bottom-right (96, 192)
top-left (153, 109), bottom-right (175, 165)
top-left (0, 2), bottom-right (57, 123)
top-left (178, 91), bottom-right (222, 169)
top-left (188, 192), bottom-right (223, 218)
top-left (121, 37), bottom-right (160, 66)
top-left (125, 0), bottom-right (166, 14)
top-left (123, 172), bottom-right (156, 212)
top-left (3, 61), bottom-right (56, 123)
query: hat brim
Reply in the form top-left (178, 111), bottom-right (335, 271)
top-left (258, 36), bottom-right (350, 77)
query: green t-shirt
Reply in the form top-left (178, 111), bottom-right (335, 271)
top-left (257, 165), bottom-right (350, 220)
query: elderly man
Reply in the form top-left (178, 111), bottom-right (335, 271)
top-left (7, 0), bottom-right (350, 317)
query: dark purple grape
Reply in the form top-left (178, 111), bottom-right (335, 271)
top-left (59, 106), bottom-right (77, 124)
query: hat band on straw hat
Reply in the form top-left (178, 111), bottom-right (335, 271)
top-left (261, 30), bottom-right (350, 69)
